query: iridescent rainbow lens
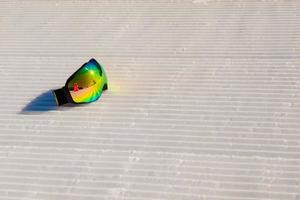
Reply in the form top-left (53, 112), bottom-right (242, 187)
top-left (67, 59), bottom-right (107, 103)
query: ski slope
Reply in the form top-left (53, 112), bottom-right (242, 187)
top-left (0, 0), bottom-right (300, 199)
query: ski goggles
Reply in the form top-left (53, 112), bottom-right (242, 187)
top-left (53, 58), bottom-right (108, 106)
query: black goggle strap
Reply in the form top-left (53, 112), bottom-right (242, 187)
top-left (53, 86), bottom-right (69, 106)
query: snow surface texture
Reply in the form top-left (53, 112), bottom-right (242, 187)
top-left (0, 0), bottom-right (300, 199)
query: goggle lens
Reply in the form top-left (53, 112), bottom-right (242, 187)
top-left (67, 59), bottom-right (107, 103)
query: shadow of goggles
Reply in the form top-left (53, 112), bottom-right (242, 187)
top-left (53, 58), bottom-right (108, 106)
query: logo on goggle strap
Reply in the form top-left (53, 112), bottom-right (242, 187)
top-left (73, 83), bottom-right (79, 92)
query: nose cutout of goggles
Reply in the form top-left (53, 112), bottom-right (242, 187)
top-left (53, 58), bottom-right (108, 106)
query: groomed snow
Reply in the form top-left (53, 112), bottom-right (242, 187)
top-left (0, 1), bottom-right (300, 199)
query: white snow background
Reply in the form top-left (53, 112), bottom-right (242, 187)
top-left (0, 0), bottom-right (300, 199)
